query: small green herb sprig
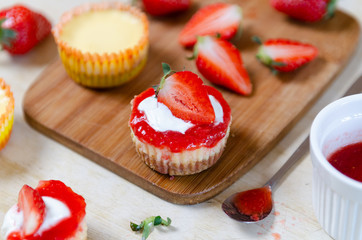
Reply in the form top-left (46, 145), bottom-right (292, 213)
top-left (130, 216), bottom-right (172, 240)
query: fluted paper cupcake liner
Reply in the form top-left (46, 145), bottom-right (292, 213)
top-left (53, 2), bottom-right (149, 88)
top-left (0, 78), bottom-right (14, 151)
top-left (130, 123), bottom-right (231, 176)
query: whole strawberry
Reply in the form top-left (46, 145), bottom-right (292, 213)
top-left (0, 5), bottom-right (51, 54)
top-left (254, 37), bottom-right (318, 73)
top-left (142, 0), bottom-right (191, 16)
top-left (270, 0), bottom-right (337, 22)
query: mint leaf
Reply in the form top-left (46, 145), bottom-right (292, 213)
top-left (130, 216), bottom-right (172, 240)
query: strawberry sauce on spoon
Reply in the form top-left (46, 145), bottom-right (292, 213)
top-left (222, 137), bottom-right (309, 222)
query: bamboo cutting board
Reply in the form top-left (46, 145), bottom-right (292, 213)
top-left (23, 0), bottom-right (360, 204)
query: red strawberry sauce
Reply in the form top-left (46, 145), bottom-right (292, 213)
top-left (129, 86), bottom-right (231, 152)
top-left (7, 180), bottom-right (86, 240)
top-left (233, 186), bottom-right (272, 221)
top-left (328, 142), bottom-right (362, 182)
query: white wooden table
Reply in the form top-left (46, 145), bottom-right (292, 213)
top-left (0, 0), bottom-right (361, 239)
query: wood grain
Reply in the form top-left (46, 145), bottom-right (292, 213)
top-left (23, 0), bottom-right (360, 204)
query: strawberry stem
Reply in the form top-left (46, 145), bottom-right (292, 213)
top-left (326, 0), bottom-right (337, 20)
top-left (0, 18), bottom-right (17, 49)
top-left (155, 63), bottom-right (175, 98)
top-left (251, 36), bottom-right (262, 45)
top-left (187, 36), bottom-right (203, 61)
top-left (162, 62), bottom-right (171, 75)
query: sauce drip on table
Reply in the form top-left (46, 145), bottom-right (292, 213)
top-left (328, 142), bottom-right (362, 182)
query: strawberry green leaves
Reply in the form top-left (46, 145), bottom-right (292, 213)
top-left (130, 216), bottom-right (172, 240)
top-left (0, 18), bottom-right (16, 49)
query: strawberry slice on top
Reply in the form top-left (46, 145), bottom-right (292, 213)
top-left (254, 37), bottom-right (318, 73)
top-left (192, 36), bottom-right (252, 96)
top-left (17, 185), bottom-right (46, 237)
top-left (156, 63), bottom-right (215, 124)
top-left (179, 3), bottom-right (242, 48)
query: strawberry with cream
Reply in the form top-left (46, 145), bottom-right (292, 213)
top-left (129, 64), bottom-right (231, 175)
top-left (1, 180), bottom-right (86, 240)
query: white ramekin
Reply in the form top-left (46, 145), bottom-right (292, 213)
top-left (310, 94), bottom-right (362, 240)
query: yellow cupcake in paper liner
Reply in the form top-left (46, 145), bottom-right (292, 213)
top-left (53, 2), bottom-right (149, 88)
top-left (0, 78), bottom-right (14, 150)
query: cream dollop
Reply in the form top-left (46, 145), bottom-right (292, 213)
top-left (137, 95), bottom-right (224, 134)
top-left (1, 197), bottom-right (71, 239)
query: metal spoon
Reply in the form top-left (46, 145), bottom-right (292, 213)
top-left (222, 76), bottom-right (362, 222)
top-left (222, 137), bottom-right (309, 222)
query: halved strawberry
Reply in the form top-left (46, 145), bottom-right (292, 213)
top-left (254, 37), bottom-right (318, 73)
top-left (192, 36), bottom-right (252, 95)
top-left (179, 3), bottom-right (242, 48)
top-left (156, 63), bottom-right (215, 124)
top-left (18, 185), bottom-right (46, 237)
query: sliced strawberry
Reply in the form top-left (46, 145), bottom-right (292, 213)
top-left (142, 0), bottom-right (190, 16)
top-left (192, 36), bottom-right (252, 95)
top-left (156, 64), bottom-right (215, 124)
top-left (179, 3), bottom-right (242, 47)
top-left (270, 0), bottom-right (337, 22)
top-left (255, 38), bottom-right (318, 72)
top-left (18, 185), bottom-right (45, 237)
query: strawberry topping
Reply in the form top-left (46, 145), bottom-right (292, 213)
top-left (6, 180), bottom-right (86, 240)
top-left (194, 36), bottom-right (252, 95)
top-left (179, 3), bottom-right (242, 47)
top-left (156, 64), bottom-right (215, 124)
top-left (17, 185), bottom-right (45, 237)
top-left (130, 86), bottom-right (231, 152)
top-left (35, 180), bottom-right (86, 239)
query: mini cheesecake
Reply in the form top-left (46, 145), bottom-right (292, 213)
top-left (1, 180), bottom-right (86, 240)
top-left (53, 2), bottom-right (149, 88)
top-left (129, 69), bottom-right (231, 175)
